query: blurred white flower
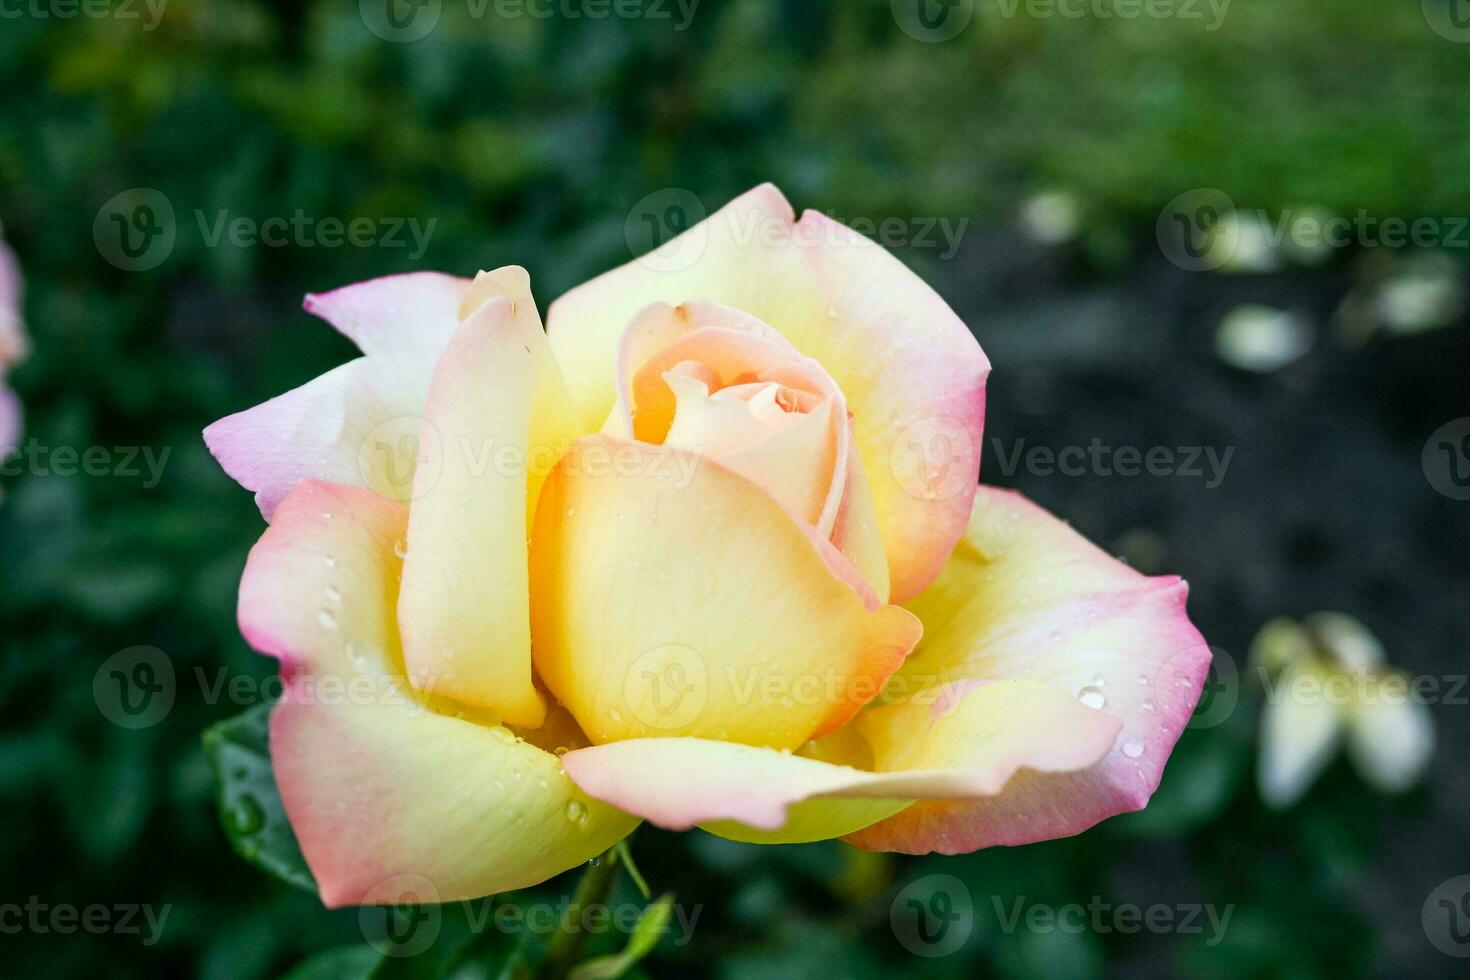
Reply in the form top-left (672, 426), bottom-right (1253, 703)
top-left (1215, 210), bottom-right (1282, 273)
top-left (1216, 304), bottom-right (1312, 373)
top-left (1374, 254), bottom-right (1464, 335)
top-left (1252, 613), bottom-right (1434, 809)
top-left (1019, 190), bottom-right (1081, 246)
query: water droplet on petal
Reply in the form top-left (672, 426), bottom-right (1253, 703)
top-left (324, 585), bottom-right (341, 603)
top-left (1077, 685), bottom-right (1105, 710)
top-left (1121, 737), bottom-right (1145, 759)
top-left (393, 539), bottom-right (409, 559)
top-left (317, 609), bottom-right (338, 630)
top-left (565, 800), bottom-right (588, 825)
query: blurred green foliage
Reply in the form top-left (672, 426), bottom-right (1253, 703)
top-left (0, 0), bottom-right (1459, 977)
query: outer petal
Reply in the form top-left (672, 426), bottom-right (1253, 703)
top-left (846, 486), bottom-right (1211, 853)
top-left (547, 185), bottom-right (989, 602)
top-left (528, 434), bottom-right (920, 750)
top-left (205, 273), bottom-right (470, 518)
top-left (560, 678), bottom-right (1120, 843)
top-left (397, 270), bottom-right (580, 727)
top-left (239, 480), bottom-right (636, 907)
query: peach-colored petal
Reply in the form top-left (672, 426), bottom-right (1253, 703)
top-left (843, 487), bottom-right (1211, 854)
top-left (238, 480), bottom-right (636, 907)
top-left (603, 301), bottom-right (889, 597)
top-left (547, 185), bottom-right (989, 601)
top-left (528, 434), bottom-right (919, 750)
top-left (560, 678), bottom-right (1119, 842)
top-left (397, 271), bottom-right (580, 728)
top-left (205, 273), bottom-right (470, 518)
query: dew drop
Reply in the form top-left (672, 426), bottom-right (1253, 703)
top-left (1121, 737), bottom-right (1145, 759)
top-left (490, 726), bottom-right (516, 744)
top-left (825, 305), bottom-right (838, 318)
top-left (317, 609), bottom-right (338, 630)
top-left (565, 505), bottom-right (576, 517)
top-left (393, 538), bottom-right (409, 559)
top-left (322, 555), bottom-right (337, 569)
top-left (1077, 685), bottom-right (1105, 710)
top-left (1141, 698), bottom-right (1155, 712)
top-left (565, 800), bottom-right (588, 825)
top-left (324, 585), bottom-right (341, 603)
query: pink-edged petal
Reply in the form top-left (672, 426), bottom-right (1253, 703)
top-left (548, 184), bottom-right (988, 601)
top-left (205, 273), bottom-right (470, 519)
top-left (397, 271), bottom-right (580, 728)
top-left (560, 678), bottom-right (1120, 843)
top-left (238, 479), bottom-right (636, 907)
top-left (844, 486), bottom-right (1211, 853)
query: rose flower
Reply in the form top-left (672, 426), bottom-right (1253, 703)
top-left (205, 186), bottom-right (1210, 906)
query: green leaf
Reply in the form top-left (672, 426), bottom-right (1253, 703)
top-left (202, 703), bottom-right (316, 893)
top-left (569, 893), bottom-right (674, 980)
top-left (282, 945), bottom-right (382, 980)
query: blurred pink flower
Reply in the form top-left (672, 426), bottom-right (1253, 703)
top-left (0, 234), bottom-right (25, 454)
